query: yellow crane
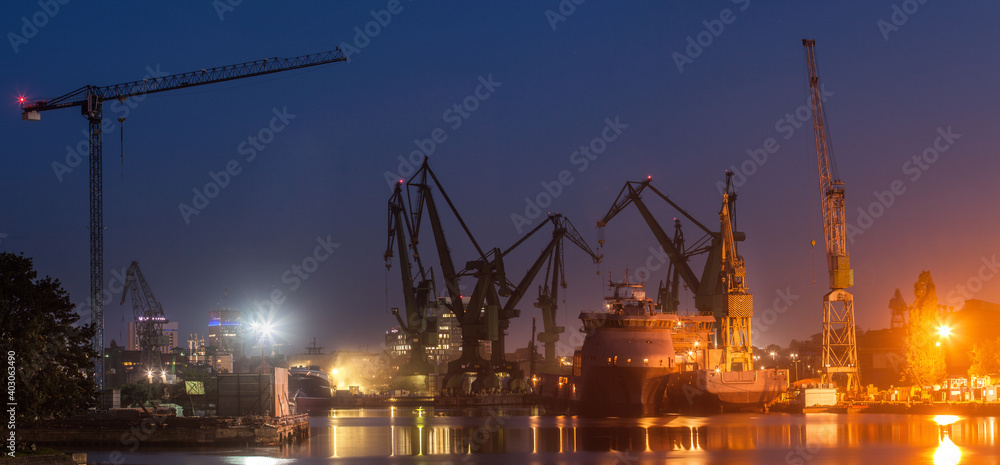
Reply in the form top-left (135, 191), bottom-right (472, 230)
top-left (803, 39), bottom-right (859, 394)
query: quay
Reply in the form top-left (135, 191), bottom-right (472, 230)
top-left (18, 412), bottom-right (309, 447)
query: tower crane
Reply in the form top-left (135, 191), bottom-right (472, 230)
top-left (596, 174), bottom-right (753, 372)
top-left (802, 39), bottom-right (859, 393)
top-left (19, 48), bottom-right (347, 395)
top-left (119, 261), bottom-right (169, 379)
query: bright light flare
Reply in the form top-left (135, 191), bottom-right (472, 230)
top-left (937, 325), bottom-right (952, 338)
top-left (933, 435), bottom-right (961, 465)
top-left (934, 415), bottom-right (960, 426)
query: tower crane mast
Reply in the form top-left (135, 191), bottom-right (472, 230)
top-left (803, 39), bottom-right (859, 393)
top-left (20, 48), bottom-right (346, 396)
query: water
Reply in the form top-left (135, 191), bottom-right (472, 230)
top-left (80, 408), bottom-right (998, 464)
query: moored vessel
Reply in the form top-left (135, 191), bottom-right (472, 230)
top-left (288, 365), bottom-right (333, 413)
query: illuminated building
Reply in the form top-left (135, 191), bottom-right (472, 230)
top-left (384, 303), bottom-right (463, 365)
top-left (127, 320), bottom-right (179, 353)
top-left (208, 309), bottom-right (242, 357)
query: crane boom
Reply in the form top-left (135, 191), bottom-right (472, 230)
top-left (21, 49), bottom-right (346, 117)
top-left (596, 179), bottom-right (703, 297)
top-left (19, 47), bottom-right (346, 398)
top-left (803, 40), bottom-right (851, 287)
top-left (803, 39), bottom-right (859, 394)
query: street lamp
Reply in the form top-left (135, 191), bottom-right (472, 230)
top-left (937, 325), bottom-right (952, 339)
top-left (770, 351), bottom-right (776, 361)
top-left (251, 320), bottom-right (273, 375)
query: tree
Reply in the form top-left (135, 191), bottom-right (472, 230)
top-left (969, 337), bottom-right (1000, 377)
top-left (120, 380), bottom-right (164, 408)
top-left (902, 271), bottom-right (946, 386)
top-left (0, 252), bottom-right (97, 420)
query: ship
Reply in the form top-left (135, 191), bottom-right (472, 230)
top-left (539, 276), bottom-right (787, 416)
top-left (288, 365), bottom-right (333, 413)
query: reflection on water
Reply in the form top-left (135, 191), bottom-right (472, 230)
top-left (80, 409), bottom-right (1000, 464)
top-left (933, 415), bottom-right (962, 465)
top-left (279, 409), bottom-right (995, 461)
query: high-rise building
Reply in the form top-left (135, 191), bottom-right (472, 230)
top-left (385, 300), bottom-right (463, 365)
top-left (208, 309), bottom-right (242, 356)
top-left (127, 320), bottom-right (179, 353)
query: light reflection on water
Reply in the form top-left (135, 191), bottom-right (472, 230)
top-left (80, 409), bottom-right (1000, 464)
top-left (933, 415), bottom-right (962, 465)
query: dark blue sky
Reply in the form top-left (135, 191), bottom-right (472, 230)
top-left (4, 1), bottom-right (1000, 353)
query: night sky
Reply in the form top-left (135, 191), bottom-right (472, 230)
top-left (4, 1), bottom-right (1000, 354)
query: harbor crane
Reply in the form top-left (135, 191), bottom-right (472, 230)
top-left (596, 174), bottom-right (753, 372)
top-left (19, 48), bottom-right (347, 395)
top-left (119, 261), bottom-right (169, 379)
top-left (802, 39), bottom-right (859, 393)
top-left (385, 181), bottom-right (438, 378)
top-left (519, 214), bottom-right (602, 373)
top-left (397, 159), bottom-right (600, 392)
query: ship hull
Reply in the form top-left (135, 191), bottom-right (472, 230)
top-left (577, 366), bottom-right (671, 416)
top-left (663, 368), bottom-right (788, 413)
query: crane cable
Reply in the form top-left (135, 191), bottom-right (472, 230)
top-left (118, 116), bottom-right (125, 177)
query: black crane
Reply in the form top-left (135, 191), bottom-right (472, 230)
top-left (119, 261), bottom-right (169, 379)
top-left (19, 48), bottom-right (346, 395)
top-left (385, 181), bottom-right (437, 378)
top-left (398, 159), bottom-right (600, 393)
top-left (527, 214), bottom-right (602, 373)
